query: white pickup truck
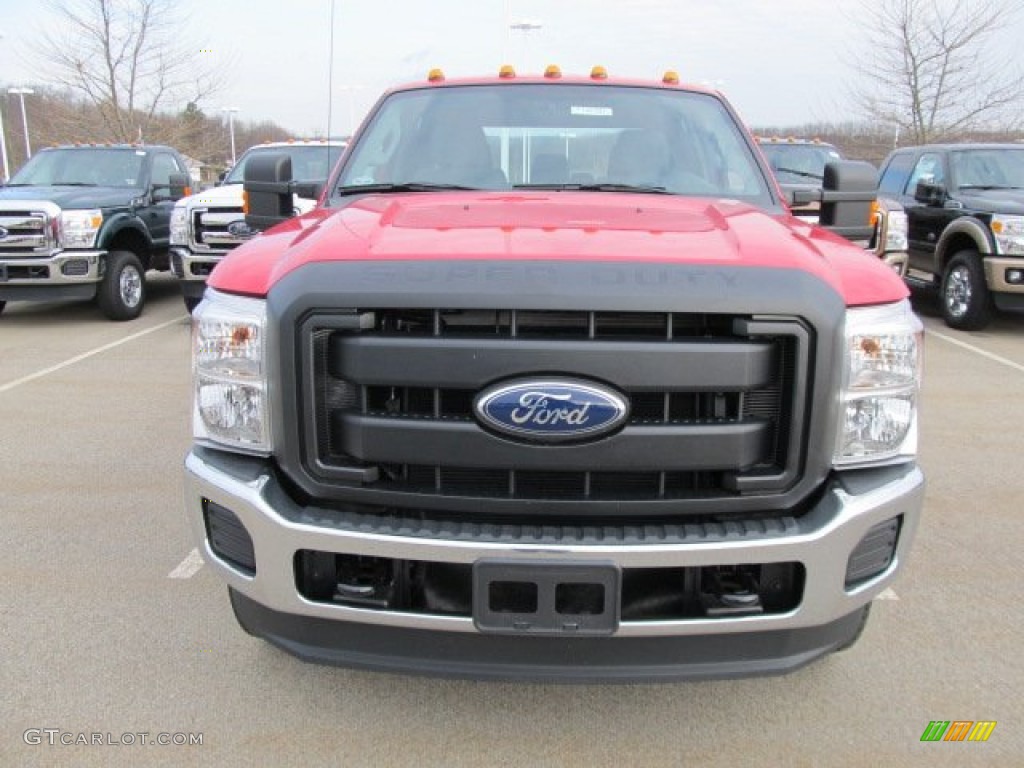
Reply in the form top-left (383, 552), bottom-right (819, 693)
top-left (169, 140), bottom-right (345, 311)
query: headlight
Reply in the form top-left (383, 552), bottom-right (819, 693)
top-left (59, 209), bottom-right (103, 249)
top-left (192, 290), bottom-right (271, 454)
top-left (991, 215), bottom-right (1024, 256)
top-left (170, 205), bottom-right (188, 245)
top-left (882, 210), bottom-right (908, 253)
top-left (834, 300), bottom-right (922, 467)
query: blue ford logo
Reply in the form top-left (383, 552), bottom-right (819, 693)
top-left (0, 226), bottom-right (8, 240)
top-left (474, 378), bottom-right (629, 443)
top-left (226, 220), bottom-right (255, 239)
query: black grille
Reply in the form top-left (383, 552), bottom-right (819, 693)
top-left (299, 308), bottom-right (809, 510)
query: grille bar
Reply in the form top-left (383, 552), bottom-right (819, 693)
top-left (329, 335), bottom-right (776, 390)
top-left (334, 412), bottom-right (770, 472)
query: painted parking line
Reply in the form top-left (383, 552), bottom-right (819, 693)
top-left (875, 588), bottom-right (899, 601)
top-left (927, 328), bottom-right (1024, 375)
top-left (0, 316), bottom-right (185, 394)
top-left (168, 548), bottom-right (204, 579)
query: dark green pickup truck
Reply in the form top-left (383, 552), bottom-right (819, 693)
top-left (0, 144), bottom-right (190, 320)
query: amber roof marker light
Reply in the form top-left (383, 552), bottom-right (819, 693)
top-left (427, 68), bottom-right (445, 83)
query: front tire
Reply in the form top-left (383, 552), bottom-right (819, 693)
top-left (941, 250), bottom-right (993, 330)
top-left (184, 296), bottom-right (201, 314)
top-left (98, 250), bottom-right (146, 321)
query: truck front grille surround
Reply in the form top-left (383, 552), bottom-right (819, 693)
top-left (190, 207), bottom-right (248, 253)
top-left (296, 308), bottom-right (810, 516)
top-left (0, 208), bottom-right (57, 255)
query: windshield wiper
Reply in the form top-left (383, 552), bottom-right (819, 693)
top-left (958, 184), bottom-right (1022, 190)
top-left (52, 182), bottom-right (98, 187)
top-left (773, 167), bottom-right (823, 181)
top-left (514, 182), bottom-right (670, 194)
top-left (336, 182), bottom-right (482, 194)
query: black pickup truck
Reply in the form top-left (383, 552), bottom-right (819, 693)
top-left (0, 144), bottom-right (191, 320)
top-left (878, 143), bottom-right (1024, 329)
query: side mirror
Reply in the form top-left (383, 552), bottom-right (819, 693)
top-left (168, 173), bottom-right (190, 200)
top-left (818, 160), bottom-right (877, 241)
top-left (244, 153), bottom-right (294, 232)
top-left (292, 181), bottom-right (324, 201)
top-left (787, 188), bottom-right (819, 207)
top-left (152, 173), bottom-right (191, 202)
top-left (914, 179), bottom-right (945, 205)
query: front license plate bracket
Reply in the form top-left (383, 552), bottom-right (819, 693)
top-left (472, 559), bottom-right (620, 636)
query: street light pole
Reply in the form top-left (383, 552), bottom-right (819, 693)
top-left (8, 87), bottom-right (34, 159)
top-left (0, 99), bottom-right (9, 181)
top-left (222, 107), bottom-right (239, 165)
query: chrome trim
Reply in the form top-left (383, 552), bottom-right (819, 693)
top-left (171, 246), bottom-right (222, 282)
top-left (984, 256), bottom-right (1024, 294)
top-left (0, 200), bottom-right (60, 256)
top-left (0, 250), bottom-right (104, 284)
top-left (189, 206), bottom-right (247, 253)
top-left (185, 449), bottom-right (924, 638)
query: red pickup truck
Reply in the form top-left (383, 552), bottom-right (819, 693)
top-left (184, 67), bottom-right (924, 681)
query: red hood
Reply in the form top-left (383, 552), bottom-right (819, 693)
top-left (209, 191), bottom-right (907, 306)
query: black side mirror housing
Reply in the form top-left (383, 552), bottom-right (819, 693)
top-left (244, 153), bottom-right (294, 232)
top-left (818, 160), bottom-right (878, 241)
top-left (914, 179), bottom-right (945, 205)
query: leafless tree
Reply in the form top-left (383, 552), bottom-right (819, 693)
top-left (849, 0), bottom-right (1023, 145)
top-left (34, 0), bottom-right (223, 143)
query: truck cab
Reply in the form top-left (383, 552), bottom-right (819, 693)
top-left (184, 67), bottom-right (924, 681)
top-left (0, 144), bottom-right (190, 320)
top-left (879, 143), bottom-right (1024, 329)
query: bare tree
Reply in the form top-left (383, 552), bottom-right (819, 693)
top-left (849, 0), bottom-right (1023, 145)
top-left (34, 0), bottom-right (223, 143)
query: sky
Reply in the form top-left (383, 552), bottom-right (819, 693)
top-left (1, 0), bottom-right (1022, 138)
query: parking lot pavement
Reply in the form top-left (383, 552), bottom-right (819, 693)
top-left (1, 283), bottom-right (1022, 767)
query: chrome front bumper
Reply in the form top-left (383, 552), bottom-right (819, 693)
top-left (184, 448), bottom-right (924, 640)
top-left (0, 249), bottom-right (104, 285)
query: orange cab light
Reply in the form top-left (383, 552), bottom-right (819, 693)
top-left (498, 64), bottom-right (516, 78)
top-left (590, 65), bottom-right (608, 80)
top-left (544, 64), bottom-right (562, 79)
top-left (427, 68), bottom-right (445, 83)
top-left (662, 70), bottom-right (680, 85)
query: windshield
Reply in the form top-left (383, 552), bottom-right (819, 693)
top-left (8, 148), bottom-right (146, 187)
top-left (224, 144), bottom-right (346, 184)
top-left (335, 83), bottom-right (773, 204)
top-left (950, 148), bottom-right (1024, 189)
top-left (761, 143), bottom-right (841, 184)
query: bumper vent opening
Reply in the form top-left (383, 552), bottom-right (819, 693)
top-left (845, 516), bottom-right (901, 588)
top-left (294, 550), bottom-right (804, 620)
top-left (203, 499), bottom-right (256, 576)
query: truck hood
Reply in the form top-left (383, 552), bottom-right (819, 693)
top-left (210, 191), bottom-right (907, 307)
top-left (958, 188), bottom-right (1024, 215)
top-left (0, 184), bottom-right (139, 210)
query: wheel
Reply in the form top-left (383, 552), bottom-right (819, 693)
top-left (834, 603), bottom-right (872, 653)
top-left (97, 250), bottom-right (146, 321)
top-left (941, 250), bottom-right (993, 330)
top-left (184, 296), bottom-right (201, 314)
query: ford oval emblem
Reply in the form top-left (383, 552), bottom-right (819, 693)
top-left (474, 378), bottom-right (629, 443)
top-left (226, 220), bottom-right (255, 239)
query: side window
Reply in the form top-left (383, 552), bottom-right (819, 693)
top-left (905, 152), bottom-right (944, 193)
top-left (878, 152), bottom-right (915, 195)
top-left (151, 153), bottom-right (182, 188)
